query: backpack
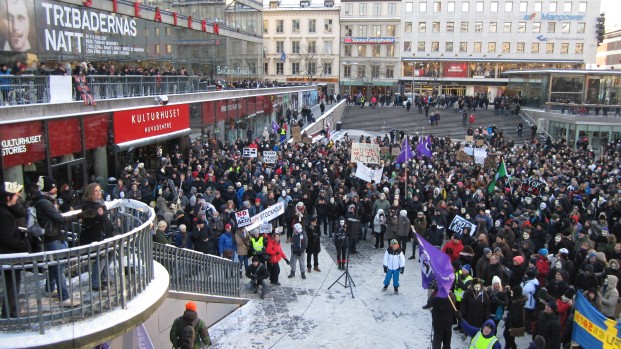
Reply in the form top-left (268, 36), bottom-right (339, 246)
top-left (178, 317), bottom-right (198, 349)
top-left (26, 202), bottom-right (45, 238)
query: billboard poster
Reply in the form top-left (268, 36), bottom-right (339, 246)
top-left (443, 62), bottom-right (468, 78)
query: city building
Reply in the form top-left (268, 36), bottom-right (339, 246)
top-left (596, 29), bottom-right (621, 69)
top-left (263, 0), bottom-right (341, 95)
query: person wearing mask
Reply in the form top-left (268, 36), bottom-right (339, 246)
top-left (0, 182), bottom-right (30, 318)
top-left (410, 211), bottom-right (427, 259)
top-left (460, 278), bottom-right (491, 328)
top-left (373, 209), bottom-right (387, 249)
top-left (334, 218), bottom-right (348, 270)
top-left (288, 223), bottom-right (308, 279)
top-left (395, 210), bottom-right (411, 256)
top-left (248, 229), bottom-right (267, 264)
top-left (306, 217), bottom-right (321, 273)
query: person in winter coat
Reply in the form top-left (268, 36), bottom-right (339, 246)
top-left (534, 300), bottom-right (561, 349)
top-left (442, 233), bottom-right (464, 262)
top-left (395, 210), bottom-right (411, 256)
top-left (424, 219), bottom-right (444, 247)
top-left (306, 217), bottom-right (322, 273)
top-left (334, 218), bottom-right (348, 270)
top-left (431, 294), bottom-right (458, 349)
top-left (503, 285), bottom-right (527, 349)
top-left (288, 223), bottom-right (308, 279)
top-left (265, 233), bottom-right (289, 285)
top-left (373, 209), bottom-right (387, 249)
top-left (191, 219), bottom-right (212, 254)
top-left (385, 208), bottom-right (398, 248)
top-left (346, 204), bottom-right (361, 254)
top-left (234, 228), bottom-right (250, 277)
top-left (488, 276), bottom-right (508, 326)
top-left (411, 211), bottom-right (427, 259)
top-left (382, 239), bottom-right (406, 294)
top-left (460, 278), bottom-right (491, 328)
top-left (218, 224), bottom-right (236, 261)
top-left (246, 256), bottom-right (270, 298)
top-left (527, 336), bottom-right (546, 349)
top-left (575, 264), bottom-right (599, 292)
top-left (521, 268), bottom-right (540, 326)
top-left (169, 301), bottom-right (211, 349)
top-left (600, 274), bottom-right (619, 319)
top-left (455, 314), bottom-right (501, 349)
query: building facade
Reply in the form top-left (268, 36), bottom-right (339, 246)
top-left (263, 0), bottom-right (341, 95)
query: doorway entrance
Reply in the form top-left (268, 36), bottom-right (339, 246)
top-left (51, 159), bottom-right (87, 192)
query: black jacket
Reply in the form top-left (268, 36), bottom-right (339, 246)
top-left (79, 200), bottom-right (113, 245)
top-left (246, 262), bottom-right (270, 281)
top-left (0, 203), bottom-right (30, 254)
top-left (31, 192), bottom-right (84, 242)
top-left (535, 311), bottom-right (561, 349)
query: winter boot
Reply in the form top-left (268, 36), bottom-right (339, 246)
top-left (314, 266), bottom-right (321, 272)
top-left (394, 287), bottom-right (399, 295)
top-left (288, 271), bottom-right (295, 278)
top-left (382, 285), bottom-right (388, 292)
top-left (301, 273), bottom-right (306, 279)
top-left (307, 267), bottom-right (312, 273)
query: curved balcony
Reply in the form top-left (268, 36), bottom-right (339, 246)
top-left (0, 199), bottom-right (166, 348)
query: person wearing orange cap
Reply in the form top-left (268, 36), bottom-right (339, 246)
top-left (170, 301), bottom-right (211, 349)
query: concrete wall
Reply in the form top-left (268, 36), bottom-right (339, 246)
top-left (302, 98), bottom-right (347, 138)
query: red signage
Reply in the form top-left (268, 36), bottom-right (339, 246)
top-left (443, 62), bottom-right (468, 78)
top-left (113, 104), bottom-right (190, 144)
top-left (0, 121), bottom-right (46, 168)
top-left (49, 118), bottom-right (82, 158)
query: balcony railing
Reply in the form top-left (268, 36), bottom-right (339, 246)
top-left (545, 102), bottom-right (621, 117)
top-left (0, 199), bottom-right (155, 334)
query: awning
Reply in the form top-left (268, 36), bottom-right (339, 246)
top-left (114, 128), bottom-right (192, 152)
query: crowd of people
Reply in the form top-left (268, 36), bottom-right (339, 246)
top-left (2, 104), bottom-right (621, 347)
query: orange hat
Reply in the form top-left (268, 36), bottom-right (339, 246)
top-left (185, 301), bottom-right (197, 312)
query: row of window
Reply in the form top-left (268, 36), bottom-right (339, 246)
top-left (343, 45), bottom-right (397, 58)
top-left (265, 19), bottom-right (333, 34)
top-left (405, 1), bottom-right (587, 14)
top-left (342, 65), bottom-right (396, 79)
top-left (406, 21), bottom-right (585, 34)
top-left (343, 2), bottom-right (398, 16)
top-left (266, 62), bottom-right (335, 76)
top-left (273, 40), bottom-right (334, 54)
top-left (343, 25), bottom-right (397, 37)
top-left (402, 41), bottom-right (584, 54)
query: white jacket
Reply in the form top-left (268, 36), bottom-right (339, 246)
top-left (383, 248), bottom-right (406, 270)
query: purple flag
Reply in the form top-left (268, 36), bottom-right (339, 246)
top-left (416, 233), bottom-right (455, 298)
top-left (416, 135), bottom-right (433, 159)
top-left (272, 120), bottom-right (280, 134)
top-left (396, 137), bottom-right (413, 164)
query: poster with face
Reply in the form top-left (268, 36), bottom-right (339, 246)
top-left (0, 0), bottom-right (37, 52)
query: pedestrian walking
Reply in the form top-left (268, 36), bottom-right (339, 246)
top-left (170, 301), bottom-right (211, 349)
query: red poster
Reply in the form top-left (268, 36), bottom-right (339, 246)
top-left (113, 104), bottom-right (190, 144)
top-left (202, 101), bottom-right (215, 124)
top-left (0, 121), bottom-right (46, 168)
top-left (84, 113), bottom-right (110, 150)
top-left (49, 118), bottom-right (82, 158)
top-left (215, 99), bottom-right (243, 122)
top-left (443, 62), bottom-right (468, 78)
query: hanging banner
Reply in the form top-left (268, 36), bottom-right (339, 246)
top-left (245, 201), bottom-right (285, 231)
top-left (572, 292), bottom-right (620, 349)
top-left (448, 215), bottom-right (478, 236)
top-left (350, 142), bottom-right (380, 164)
top-left (354, 162), bottom-right (383, 184)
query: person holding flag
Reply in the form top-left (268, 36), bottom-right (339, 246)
top-left (487, 157), bottom-right (508, 193)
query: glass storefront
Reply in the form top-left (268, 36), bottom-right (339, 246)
top-left (548, 121), bottom-right (621, 150)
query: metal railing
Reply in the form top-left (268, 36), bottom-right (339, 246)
top-left (545, 102), bottom-right (621, 117)
top-left (153, 243), bottom-right (240, 298)
top-left (0, 75), bottom-right (50, 106)
top-left (0, 199), bottom-right (155, 334)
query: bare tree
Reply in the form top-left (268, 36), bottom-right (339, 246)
top-left (300, 44), bottom-right (324, 84)
top-left (354, 60), bottom-right (386, 99)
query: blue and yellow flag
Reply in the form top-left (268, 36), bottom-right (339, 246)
top-left (573, 292), bottom-right (621, 349)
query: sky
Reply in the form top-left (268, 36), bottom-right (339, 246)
top-left (601, 0), bottom-right (621, 31)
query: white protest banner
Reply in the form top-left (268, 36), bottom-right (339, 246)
top-left (448, 215), bottom-right (478, 236)
top-left (474, 148), bottom-right (487, 165)
top-left (243, 148), bottom-right (258, 158)
top-left (235, 209), bottom-right (252, 227)
top-left (464, 146), bottom-right (474, 156)
top-left (350, 142), bottom-right (380, 164)
top-left (354, 163), bottom-right (383, 184)
top-left (260, 222), bottom-right (273, 234)
top-left (263, 151), bottom-right (277, 164)
top-left (245, 201), bottom-right (286, 232)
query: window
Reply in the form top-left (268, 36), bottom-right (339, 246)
top-left (505, 2), bottom-right (512, 12)
top-left (371, 65), bottom-right (380, 78)
top-left (549, 2), bottom-right (557, 12)
top-left (461, 22), bottom-right (469, 32)
top-left (359, 3), bottom-right (367, 15)
top-left (419, 2), bottom-right (427, 12)
top-left (504, 22), bottom-right (512, 33)
top-left (447, 1), bottom-right (455, 12)
top-left (447, 22), bottom-right (454, 32)
top-left (405, 22), bottom-right (412, 32)
top-left (462, 2), bottom-right (469, 12)
top-left (560, 43), bottom-right (569, 54)
top-left (388, 3), bottom-right (396, 15)
top-left (372, 46), bottom-right (380, 57)
top-left (502, 42), bottom-right (510, 53)
top-left (561, 22), bottom-right (570, 33)
top-left (323, 63), bottom-right (332, 75)
top-left (345, 25), bottom-right (353, 36)
top-left (307, 62), bottom-right (316, 75)
top-left (476, 1), bottom-right (483, 12)
top-left (373, 25), bottom-right (381, 36)
top-left (165, 44), bottom-right (172, 53)
top-left (264, 62), bottom-right (268, 75)
top-left (276, 63), bottom-right (284, 75)
top-left (490, 1), bottom-right (498, 12)
top-left (548, 22), bottom-right (555, 33)
top-left (276, 20), bottom-right (284, 33)
top-left (292, 41), bottom-right (300, 53)
top-left (386, 65), bottom-right (394, 78)
top-left (446, 42), bottom-right (453, 52)
top-left (519, 1), bottom-right (527, 12)
top-left (309, 19), bottom-right (316, 33)
top-left (563, 2), bottom-right (571, 12)
top-left (475, 22), bottom-right (483, 32)
top-left (387, 45), bottom-right (395, 56)
top-left (387, 25), bottom-right (395, 36)
top-left (531, 43), bottom-right (539, 53)
top-left (344, 45), bottom-right (352, 56)
top-left (325, 19), bottom-right (333, 33)
top-left (474, 42), bottom-right (482, 53)
top-left (404, 41), bottom-right (412, 51)
top-left (433, 1), bottom-right (441, 12)
top-left (431, 41), bottom-right (439, 51)
top-left (263, 19), bottom-right (268, 34)
top-left (358, 45), bottom-right (366, 57)
top-left (489, 22), bottom-right (497, 32)
top-left (345, 3), bottom-right (353, 15)
top-left (418, 41), bottom-right (425, 51)
top-left (357, 66), bottom-right (365, 78)
top-left (292, 62), bottom-right (300, 75)
top-left (419, 22), bottom-right (427, 32)
top-left (276, 41), bottom-right (284, 53)
top-left (432, 22), bottom-right (440, 32)
top-left (358, 25), bottom-right (367, 36)
top-left (488, 42), bottom-right (496, 53)
top-left (323, 41), bottom-right (332, 54)
top-left (578, 2), bottom-right (586, 13)
top-left (343, 65), bottom-right (351, 78)
top-left (546, 42), bottom-right (554, 53)
top-left (291, 19), bottom-right (299, 33)
top-left (405, 2), bottom-right (413, 12)
top-left (374, 3), bottom-right (382, 15)
top-left (518, 22), bottom-right (526, 33)
top-left (166, 27), bottom-right (171, 36)
top-left (532, 22), bottom-right (541, 33)
top-left (575, 43), bottom-right (583, 54)
top-left (517, 42), bottom-right (525, 53)
top-left (577, 22), bottom-right (585, 34)
top-left (308, 41), bottom-right (316, 53)
top-left (459, 42), bottom-right (467, 52)
top-left (534, 1), bottom-right (542, 11)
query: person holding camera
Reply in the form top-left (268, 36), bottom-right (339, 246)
top-left (288, 223), bottom-right (308, 279)
top-left (246, 256), bottom-right (270, 298)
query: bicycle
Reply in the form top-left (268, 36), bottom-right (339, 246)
top-left (7, 81), bottom-right (37, 105)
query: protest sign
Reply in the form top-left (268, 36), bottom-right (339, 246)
top-left (448, 215), bottom-right (478, 236)
top-left (292, 126), bottom-right (302, 143)
top-left (351, 143), bottom-right (380, 164)
top-left (243, 148), bottom-right (258, 158)
top-left (521, 177), bottom-right (547, 196)
top-left (263, 151), bottom-right (277, 164)
top-left (245, 201), bottom-right (286, 232)
top-left (235, 209), bottom-right (251, 227)
top-left (354, 163), bottom-right (383, 183)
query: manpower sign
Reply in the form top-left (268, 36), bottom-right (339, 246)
top-left (524, 12), bottom-right (586, 21)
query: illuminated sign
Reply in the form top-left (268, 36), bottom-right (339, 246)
top-left (344, 37), bottom-right (396, 45)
